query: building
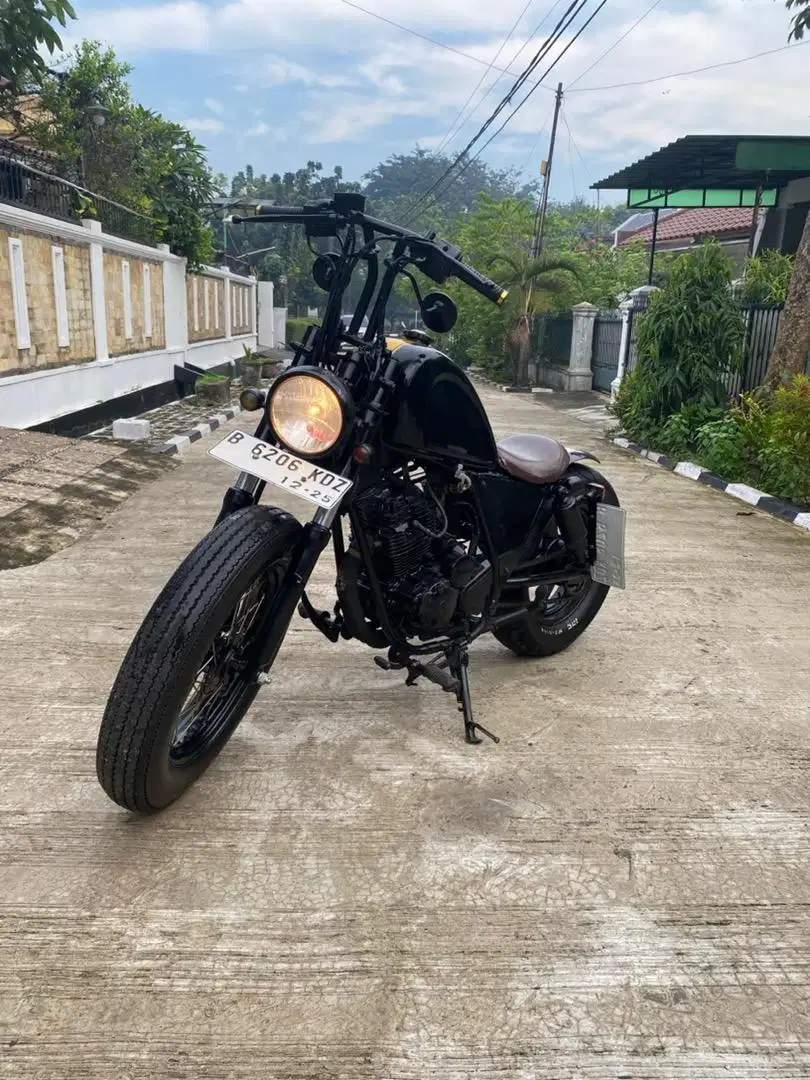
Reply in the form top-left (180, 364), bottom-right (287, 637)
top-left (616, 206), bottom-right (756, 273)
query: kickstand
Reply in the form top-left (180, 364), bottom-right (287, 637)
top-left (448, 647), bottom-right (499, 745)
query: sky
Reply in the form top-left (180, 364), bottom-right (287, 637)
top-left (60, 0), bottom-right (810, 205)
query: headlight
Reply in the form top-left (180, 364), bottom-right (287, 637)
top-left (268, 372), bottom-right (350, 457)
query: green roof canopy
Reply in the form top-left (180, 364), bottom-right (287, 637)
top-left (593, 135), bottom-right (810, 209)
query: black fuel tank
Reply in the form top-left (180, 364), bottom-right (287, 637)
top-left (383, 343), bottom-right (499, 467)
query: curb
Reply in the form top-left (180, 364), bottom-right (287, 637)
top-left (610, 435), bottom-right (810, 534)
top-left (155, 404), bottom-right (244, 455)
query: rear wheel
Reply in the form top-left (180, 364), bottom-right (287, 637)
top-left (494, 465), bottom-right (618, 658)
top-left (96, 506), bottom-right (301, 813)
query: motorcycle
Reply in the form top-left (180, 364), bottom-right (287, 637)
top-left (96, 192), bottom-right (627, 814)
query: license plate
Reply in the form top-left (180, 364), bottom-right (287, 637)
top-left (209, 430), bottom-right (352, 511)
top-left (591, 503), bottom-right (627, 589)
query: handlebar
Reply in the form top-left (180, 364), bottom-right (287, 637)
top-left (231, 197), bottom-right (508, 307)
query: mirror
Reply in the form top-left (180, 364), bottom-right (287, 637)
top-left (312, 253), bottom-right (339, 291)
top-left (420, 291), bottom-right (458, 334)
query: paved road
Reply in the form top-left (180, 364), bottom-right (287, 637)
top-left (1, 386), bottom-right (809, 1079)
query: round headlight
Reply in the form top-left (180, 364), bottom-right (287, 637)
top-left (269, 373), bottom-right (347, 457)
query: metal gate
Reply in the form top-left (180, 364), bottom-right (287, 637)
top-left (591, 311), bottom-right (623, 391)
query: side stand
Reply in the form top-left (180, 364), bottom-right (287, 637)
top-left (447, 646), bottom-right (500, 745)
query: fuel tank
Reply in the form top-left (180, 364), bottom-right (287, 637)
top-left (382, 342), bottom-right (499, 467)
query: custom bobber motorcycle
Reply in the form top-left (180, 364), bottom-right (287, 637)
top-left (96, 193), bottom-right (626, 813)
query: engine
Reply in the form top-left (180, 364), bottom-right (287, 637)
top-left (339, 482), bottom-right (491, 640)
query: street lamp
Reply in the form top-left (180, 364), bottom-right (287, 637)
top-left (85, 97), bottom-right (108, 128)
top-left (78, 97), bottom-right (108, 187)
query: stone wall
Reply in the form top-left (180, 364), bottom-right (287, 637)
top-left (0, 227), bottom-right (95, 377)
top-left (104, 251), bottom-right (165, 357)
top-left (187, 273), bottom-right (225, 343)
top-left (231, 281), bottom-right (253, 335)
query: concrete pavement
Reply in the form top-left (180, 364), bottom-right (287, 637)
top-left (1, 385), bottom-right (809, 1078)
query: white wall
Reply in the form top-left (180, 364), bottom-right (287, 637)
top-left (0, 202), bottom-right (257, 429)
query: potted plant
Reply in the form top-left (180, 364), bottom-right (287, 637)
top-left (195, 372), bottom-right (231, 405)
top-left (240, 345), bottom-right (264, 388)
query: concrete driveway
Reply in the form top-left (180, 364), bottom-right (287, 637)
top-left (1, 385), bottom-right (808, 1079)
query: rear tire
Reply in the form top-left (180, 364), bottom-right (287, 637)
top-left (494, 465), bottom-right (619, 658)
top-left (96, 506), bottom-right (301, 813)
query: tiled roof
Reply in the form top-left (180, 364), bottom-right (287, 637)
top-left (620, 207), bottom-right (755, 244)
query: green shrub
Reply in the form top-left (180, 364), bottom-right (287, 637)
top-left (735, 375), bottom-right (810, 504)
top-left (612, 244), bottom-right (746, 458)
top-left (286, 317), bottom-right (320, 343)
top-left (741, 250), bottom-right (794, 304)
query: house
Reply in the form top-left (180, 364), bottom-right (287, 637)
top-left (616, 206), bottom-right (756, 273)
top-left (612, 208), bottom-right (678, 247)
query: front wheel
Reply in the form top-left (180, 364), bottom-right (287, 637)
top-left (96, 506), bottom-right (302, 813)
top-left (494, 465), bottom-right (619, 658)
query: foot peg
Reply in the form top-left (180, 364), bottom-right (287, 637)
top-left (298, 594), bottom-right (341, 642)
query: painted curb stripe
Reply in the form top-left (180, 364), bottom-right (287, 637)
top-left (610, 436), bottom-right (810, 534)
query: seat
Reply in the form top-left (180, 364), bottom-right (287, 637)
top-left (496, 433), bottom-right (570, 484)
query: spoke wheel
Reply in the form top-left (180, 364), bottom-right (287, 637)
top-left (169, 566), bottom-right (284, 767)
top-left (96, 506), bottom-right (302, 813)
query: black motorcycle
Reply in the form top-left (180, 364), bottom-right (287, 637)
top-left (96, 192), bottom-right (626, 813)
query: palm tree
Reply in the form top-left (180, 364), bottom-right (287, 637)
top-left (488, 250), bottom-right (580, 385)
top-left (786, 0), bottom-right (810, 39)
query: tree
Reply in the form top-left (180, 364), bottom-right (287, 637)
top-left (491, 250), bottom-right (580, 383)
top-left (764, 0), bottom-right (810, 382)
top-left (0, 0), bottom-right (75, 103)
top-left (224, 161), bottom-right (360, 311)
top-left (786, 0), bottom-right (810, 39)
top-left (26, 41), bottom-right (216, 265)
top-left (363, 147), bottom-right (536, 232)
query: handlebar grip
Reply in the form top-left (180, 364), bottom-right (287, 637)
top-left (451, 260), bottom-right (509, 306)
top-left (250, 203), bottom-right (305, 216)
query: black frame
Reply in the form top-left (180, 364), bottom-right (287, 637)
top-left (217, 194), bottom-right (604, 740)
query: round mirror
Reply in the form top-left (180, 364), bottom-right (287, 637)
top-left (312, 253), bottom-right (339, 291)
top-left (420, 291), bottom-right (458, 334)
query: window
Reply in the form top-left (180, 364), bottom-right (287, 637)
top-left (143, 264), bottom-right (153, 339)
top-left (122, 260), bottom-right (133, 340)
top-left (193, 277), bottom-right (200, 332)
top-left (204, 278), bottom-right (210, 330)
top-left (51, 246), bottom-right (70, 348)
top-left (9, 238), bottom-right (30, 349)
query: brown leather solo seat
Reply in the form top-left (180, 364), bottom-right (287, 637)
top-left (496, 433), bottom-right (570, 484)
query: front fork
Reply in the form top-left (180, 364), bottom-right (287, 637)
top-left (215, 457), bottom-right (346, 677)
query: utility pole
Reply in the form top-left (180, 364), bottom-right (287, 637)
top-left (532, 82), bottom-right (564, 258)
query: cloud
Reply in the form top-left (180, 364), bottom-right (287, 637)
top-left (204, 98), bottom-right (224, 115)
top-left (60, 0), bottom-right (810, 195)
top-left (184, 116), bottom-right (225, 134)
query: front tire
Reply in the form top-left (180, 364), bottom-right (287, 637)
top-left (494, 465), bottom-right (619, 658)
top-left (96, 506), bottom-right (301, 813)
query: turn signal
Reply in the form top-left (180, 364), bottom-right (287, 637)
top-left (239, 388), bottom-right (267, 411)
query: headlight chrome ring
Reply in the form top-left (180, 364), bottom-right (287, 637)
top-left (267, 368), bottom-right (353, 459)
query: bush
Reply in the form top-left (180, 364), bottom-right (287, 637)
top-left (734, 376), bottom-right (810, 505)
top-left (612, 243), bottom-right (745, 449)
top-left (286, 317), bottom-right (321, 344)
top-left (741, 250), bottom-right (794, 304)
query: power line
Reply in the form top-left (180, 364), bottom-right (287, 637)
top-left (431, 0), bottom-right (609, 207)
top-left (566, 0), bottom-right (664, 89)
top-left (568, 39), bottom-right (810, 92)
top-left (438, 0), bottom-right (567, 157)
top-left (403, 0), bottom-right (590, 223)
top-left (515, 103), bottom-right (555, 174)
top-left (434, 0), bottom-right (537, 158)
top-left (335, 0), bottom-right (555, 91)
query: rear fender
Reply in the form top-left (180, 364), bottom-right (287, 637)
top-left (567, 448), bottom-right (600, 464)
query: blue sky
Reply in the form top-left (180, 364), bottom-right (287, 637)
top-left (62, 0), bottom-right (810, 203)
